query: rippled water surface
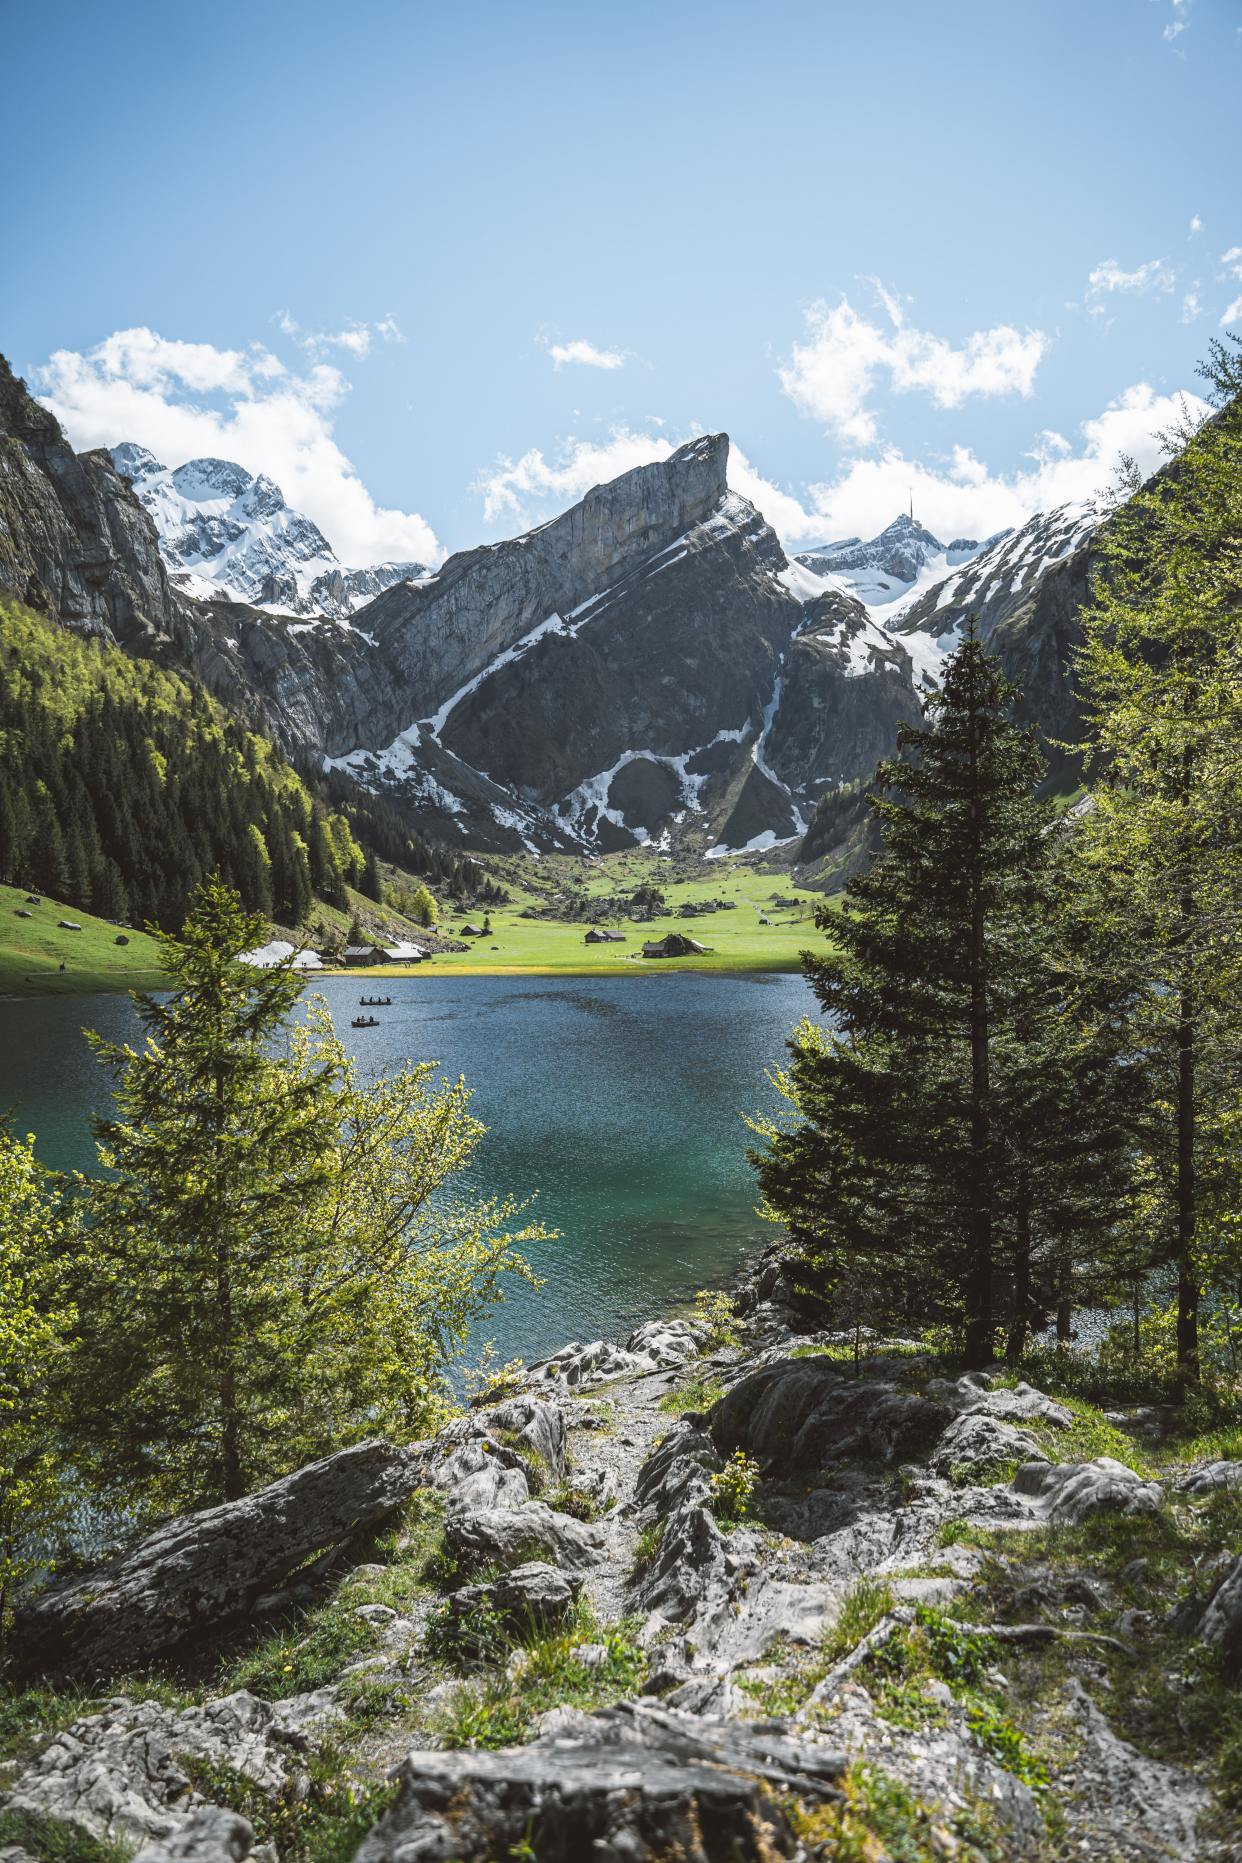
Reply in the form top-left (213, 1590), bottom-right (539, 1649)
top-left (0, 973), bottom-right (812, 1364)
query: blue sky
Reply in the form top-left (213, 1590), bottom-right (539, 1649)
top-left (4, 0), bottom-right (1240, 565)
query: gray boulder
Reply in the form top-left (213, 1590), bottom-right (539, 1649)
top-left (10, 1440), bottom-right (421, 1682)
top-left (1012, 1456), bottom-right (1162, 1525)
top-left (416, 1423), bottom-right (533, 1512)
top-left (929, 1411), bottom-right (1049, 1479)
top-left (531, 1338), bottom-right (642, 1389)
top-left (5, 1690), bottom-right (333, 1848)
top-left (1193, 1552), bottom-right (1242, 1679)
top-left (633, 1424), bottom-right (719, 1516)
top-left (711, 1358), bottom-right (950, 1474)
top-left (485, 1395), bottom-right (568, 1480)
top-left (1174, 1460), bottom-right (1242, 1496)
top-left (531, 1320), bottom-right (705, 1391)
top-left (925, 1374), bottom-right (1072, 1429)
top-left (439, 1562), bottom-right (581, 1656)
top-left (131, 1809), bottom-right (254, 1863)
top-left (632, 1501), bottom-right (730, 1625)
top-left (353, 1701), bottom-right (846, 1863)
top-left (444, 1501), bottom-right (606, 1576)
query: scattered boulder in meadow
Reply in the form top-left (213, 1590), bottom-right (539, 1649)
top-left (925, 1373), bottom-right (1073, 1429)
top-left (711, 1358), bottom-right (951, 1474)
top-left (1174, 1460), bottom-right (1242, 1496)
top-left (444, 1501), bottom-right (606, 1576)
top-left (9, 1440), bottom-right (421, 1683)
top-left (929, 1410), bottom-right (1049, 1480)
top-left (439, 1561), bottom-right (581, 1656)
top-left (1012, 1455), bottom-right (1162, 1525)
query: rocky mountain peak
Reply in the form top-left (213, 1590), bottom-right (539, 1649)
top-left (110, 441), bottom-right (164, 484)
top-left (166, 456), bottom-right (255, 503)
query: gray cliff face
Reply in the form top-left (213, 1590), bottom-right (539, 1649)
top-left (1, 349), bottom-right (1093, 862)
top-left (0, 356), bottom-right (183, 654)
top-left (361, 433), bottom-right (732, 728)
top-left (896, 502), bottom-right (1095, 771)
top-left (331, 463), bottom-right (932, 855)
top-left (765, 590), bottom-right (921, 807)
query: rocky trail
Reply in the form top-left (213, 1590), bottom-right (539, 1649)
top-left (3, 1271), bottom-right (1241, 1863)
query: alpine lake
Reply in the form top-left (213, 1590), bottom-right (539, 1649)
top-left (0, 971), bottom-right (813, 1367)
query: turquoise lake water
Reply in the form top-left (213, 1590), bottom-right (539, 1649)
top-left (0, 973), bottom-right (813, 1366)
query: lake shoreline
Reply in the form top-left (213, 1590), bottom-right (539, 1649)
top-left (3, 958), bottom-right (805, 999)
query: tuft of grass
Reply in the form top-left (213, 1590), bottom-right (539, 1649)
top-left (0, 1810), bottom-right (132, 1863)
top-left (656, 1378), bottom-right (723, 1417)
top-left (785, 1762), bottom-right (1006, 1863)
top-left (1030, 1395), bottom-right (1155, 1475)
top-left (821, 1575), bottom-right (894, 1665)
top-left (429, 1616), bottom-right (647, 1749)
top-left (630, 1517), bottom-right (666, 1574)
top-left (691, 1288), bottom-right (740, 1350)
top-left (543, 1483), bottom-right (600, 1521)
top-left (181, 1748), bottom-right (396, 1863)
top-left (709, 1450), bottom-right (760, 1524)
top-left (219, 1490), bottom-right (445, 1698)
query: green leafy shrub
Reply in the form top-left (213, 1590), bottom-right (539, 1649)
top-left (709, 1449), bottom-right (760, 1523)
top-left (692, 1288), bottom-right (740, 1349)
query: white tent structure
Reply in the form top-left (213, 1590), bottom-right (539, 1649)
top-left (239, 939), bottom-right (324, 970)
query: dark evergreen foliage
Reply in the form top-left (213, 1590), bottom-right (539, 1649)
top-left (0, 601), bottom-right (487, 929)
top-left (755, 626), bottom-right (1138, 1365)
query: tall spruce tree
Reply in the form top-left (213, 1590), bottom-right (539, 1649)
top-left (1072, 338), bottom-right (1242, 1384)
top-left (754, 627), bottom-right (1133, 1366)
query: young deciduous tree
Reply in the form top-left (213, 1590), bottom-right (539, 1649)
top-left (65, 878), bottom-right (545, 1513)
top-left (0, 1133), bottom-right (76, 1637)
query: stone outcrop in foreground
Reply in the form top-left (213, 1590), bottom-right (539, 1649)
top-left (5, 1257), bottom-right (1238, 1863)
top-left (11, 1440), bottom-right (421, 1683)
top-left (354, 1703), bottom-right (847, 1863)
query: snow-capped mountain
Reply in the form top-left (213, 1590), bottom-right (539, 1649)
top-left (794, 513), bottom-right (1005, 611)
top-left (110, 444), bottom-right (427, 623)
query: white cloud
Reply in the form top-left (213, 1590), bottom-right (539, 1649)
top-left (1162, 0), bottom-right (1191, 42)
top-left (37, 328), bottom-right (442, 569)
top-left (1181, 288), bottom-right (1202, 323)
top-left (1189, 214), bottom-right (1203, 236)
top-left (473, 385), bottom-right (1206, 556)
top-left (796, 384), bottom-right (1208, 545)
top-left (476, 426), bottom-right (673, 523)
top-left (544, 337), bottom-right (626, 371)
top-left (274, 310), bottom-right (406, 361)
top-left (1085, 257), bottom-right (1177, 311)
top-left (777, 288), bottom-right (1047, 445)
top-left (1220, 248), bottom-right (1242, 325)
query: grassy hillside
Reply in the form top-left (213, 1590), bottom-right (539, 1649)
top-left (361, 852), bottom-right (835, 976)
top-left (0, 882), bottom-right (165, 995)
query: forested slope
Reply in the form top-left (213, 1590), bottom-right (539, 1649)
top-left (0, 600), bottom-right (484, 930)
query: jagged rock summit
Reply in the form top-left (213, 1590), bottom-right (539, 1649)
top-left (110, 444), bottom-right (427, 622)
top-left (0, 349), bottom-right (1104, 862)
